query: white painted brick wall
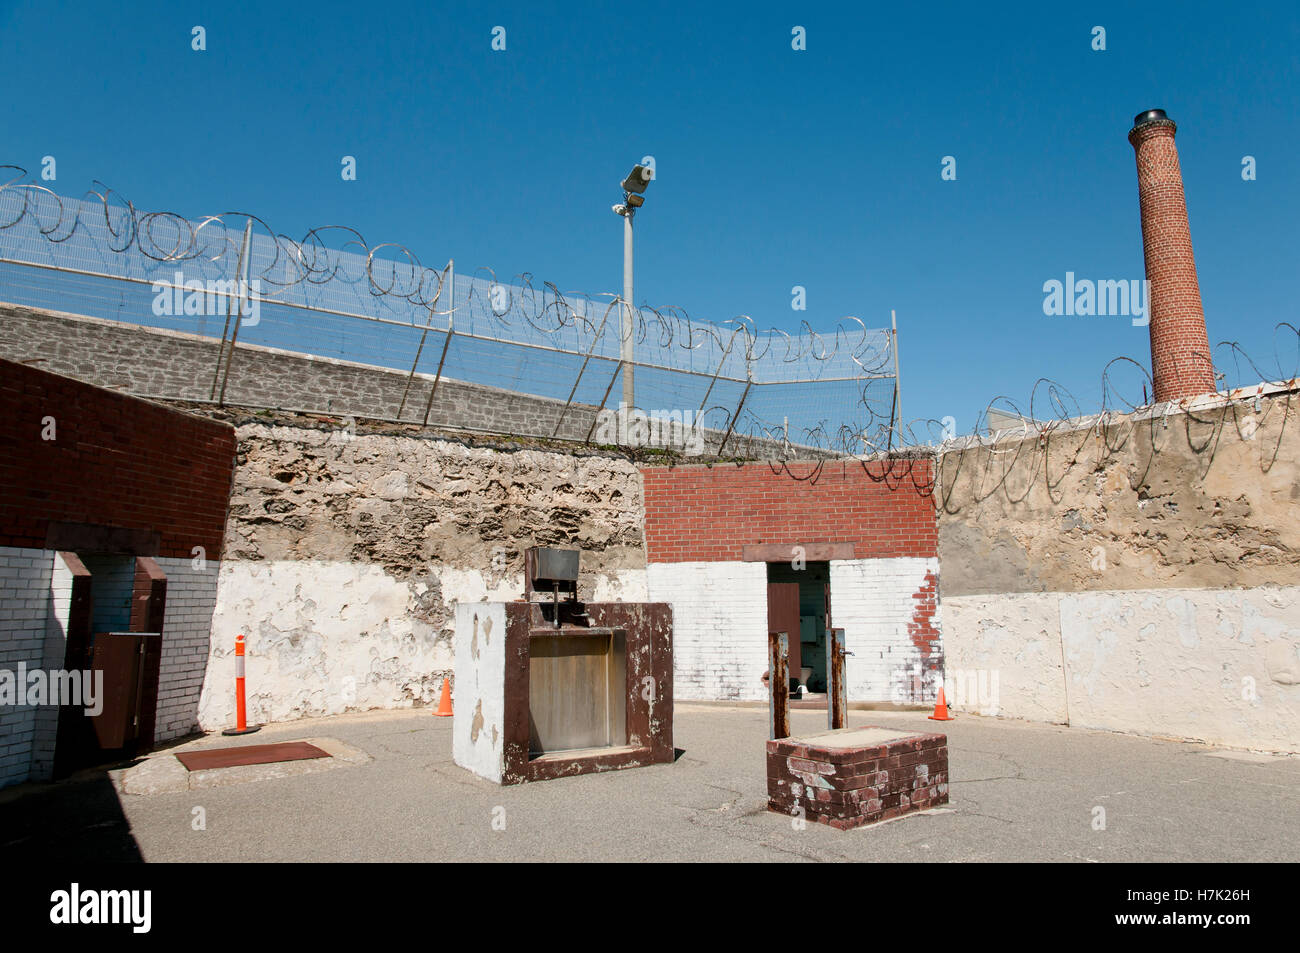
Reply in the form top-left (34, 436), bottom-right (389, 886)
top-left (30, 553), bottom-right (76, 781)
top-left (646, 557), bottom-right (943, 705)
top-left (154, 556), bottom-right (220, 742)
top-left (830, 557), bottom-right (941, 704)
top-left (0, 549), bottom-right (220, 784)
top-left (0, 546), bottom-right (57, 786)
top-left (646, 561), bottom-right (769, 701)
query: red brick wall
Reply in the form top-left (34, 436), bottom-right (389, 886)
top-left (0, 359), bottom-right (236, 559)
top-left (640, 461), bottom-right (936, 563)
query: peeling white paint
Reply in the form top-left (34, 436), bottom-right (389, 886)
top-left (199, 559), bottom-right (637, 730)
top-left (452, 602), bottom-right (506, 783)
top-left (830, 558), bottom-right (942, 704)
top-left (944, 586), bottom-right (1300, 752)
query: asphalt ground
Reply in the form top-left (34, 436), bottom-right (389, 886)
top-left (3, 704), bottom-right (1296, 863)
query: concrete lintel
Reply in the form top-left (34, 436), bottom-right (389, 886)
top-left (742, 542), bottom-right (855, 562)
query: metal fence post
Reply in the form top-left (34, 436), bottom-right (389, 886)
top-left (890, 308), bottom-right (903, 448)
top-left (769, 631), bottom-right (790, 740)
top-left (553, 300), bottom-right (615, 438)
top-left (216, 220), bottom-right (254, 407)
top-left (399, 260), bottom-right (452, 420)
top-left (696, 324), bottom-right (742, 418)
top-left (827, 627), bottom-right (846, 730)
top-left (210, 219), bottom-right (252, 402)
top-left (716, 378), bottom-right (752, 456)
top-left (584, 359), bottom-right (625, 445)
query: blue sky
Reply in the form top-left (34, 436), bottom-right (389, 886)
top-left (2, 0), bottom-right (1297, 435)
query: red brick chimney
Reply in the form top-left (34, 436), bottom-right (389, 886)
top-left (1128, 109), bottom-right (1217, 402)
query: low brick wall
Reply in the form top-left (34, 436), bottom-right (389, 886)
top-left (767, 726), bottom-right (949, 829)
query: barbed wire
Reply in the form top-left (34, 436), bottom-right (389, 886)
top-left (0, 167), bottom-right (893, 375)
top-left (751, 329), bottom-right (1297, 510)
top-left (0, 166), bottom-right (898, 456)
top-left (8, 166), bottom-right (1288, 482)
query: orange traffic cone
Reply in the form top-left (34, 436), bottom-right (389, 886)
top-left (928, 686), bottom-right (954, 721)
top-left (434, 676), bottom-right (453, 717)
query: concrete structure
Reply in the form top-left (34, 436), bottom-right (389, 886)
top-left (452, 598), bottom-right (673, 784)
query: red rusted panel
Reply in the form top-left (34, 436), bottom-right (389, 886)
top-left (176, 741), bottom-right (330, 771)
top-left (90, 633), bottom-right (142, 750)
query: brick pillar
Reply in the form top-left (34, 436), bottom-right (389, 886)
top-left (1128, 109), bottom-right (1217, 402)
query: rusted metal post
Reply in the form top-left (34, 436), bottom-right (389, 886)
top-left (827, 627), bottom-right (846, 730)
top-left (768, 631), bottom-right (790, 740)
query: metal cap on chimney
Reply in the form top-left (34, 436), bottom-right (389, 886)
top-left (1132, 108), bottom-right (1169, 127)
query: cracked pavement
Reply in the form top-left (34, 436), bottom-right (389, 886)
top-left (3, 703), bottom-right (1296, 862)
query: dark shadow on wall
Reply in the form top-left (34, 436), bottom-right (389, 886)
top-left (0, 769), bottom-right (144, 863)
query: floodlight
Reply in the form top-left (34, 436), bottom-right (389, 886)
top-left (621, 165), bottom-right (652, 194)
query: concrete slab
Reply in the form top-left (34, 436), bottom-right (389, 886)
top-left (783, 726), bottom-right (914, 748)
top-left (112, 736), bottom-right (370, 796)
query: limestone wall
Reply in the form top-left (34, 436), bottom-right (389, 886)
top-left (936, 391), bottom-right (1300, 751)
top-left (198, 423), bottom-right (648, 729)
top-left (938, 393), bottom-right (1300, 596)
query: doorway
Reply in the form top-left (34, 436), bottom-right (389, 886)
top-left (766, 561), bottom-right (831, 700)
top-left (53, 554), bottom-right (166, 777)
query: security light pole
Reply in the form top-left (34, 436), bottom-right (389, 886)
top-left (614, 164), bottom-right (652, 410)
top-left (622, 207), bottom-right (634, 408)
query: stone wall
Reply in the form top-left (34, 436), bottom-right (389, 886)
top-left (937, 394), bottom-right (1300, 596)
top-left (0, 303), bottom-right (801, 457)
top-left (0, 303), bottom-right (601, 441)
top-left (936, 390), bottom-right (1300, 751)
top-left (198, 422), bottom-right (649, 729)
